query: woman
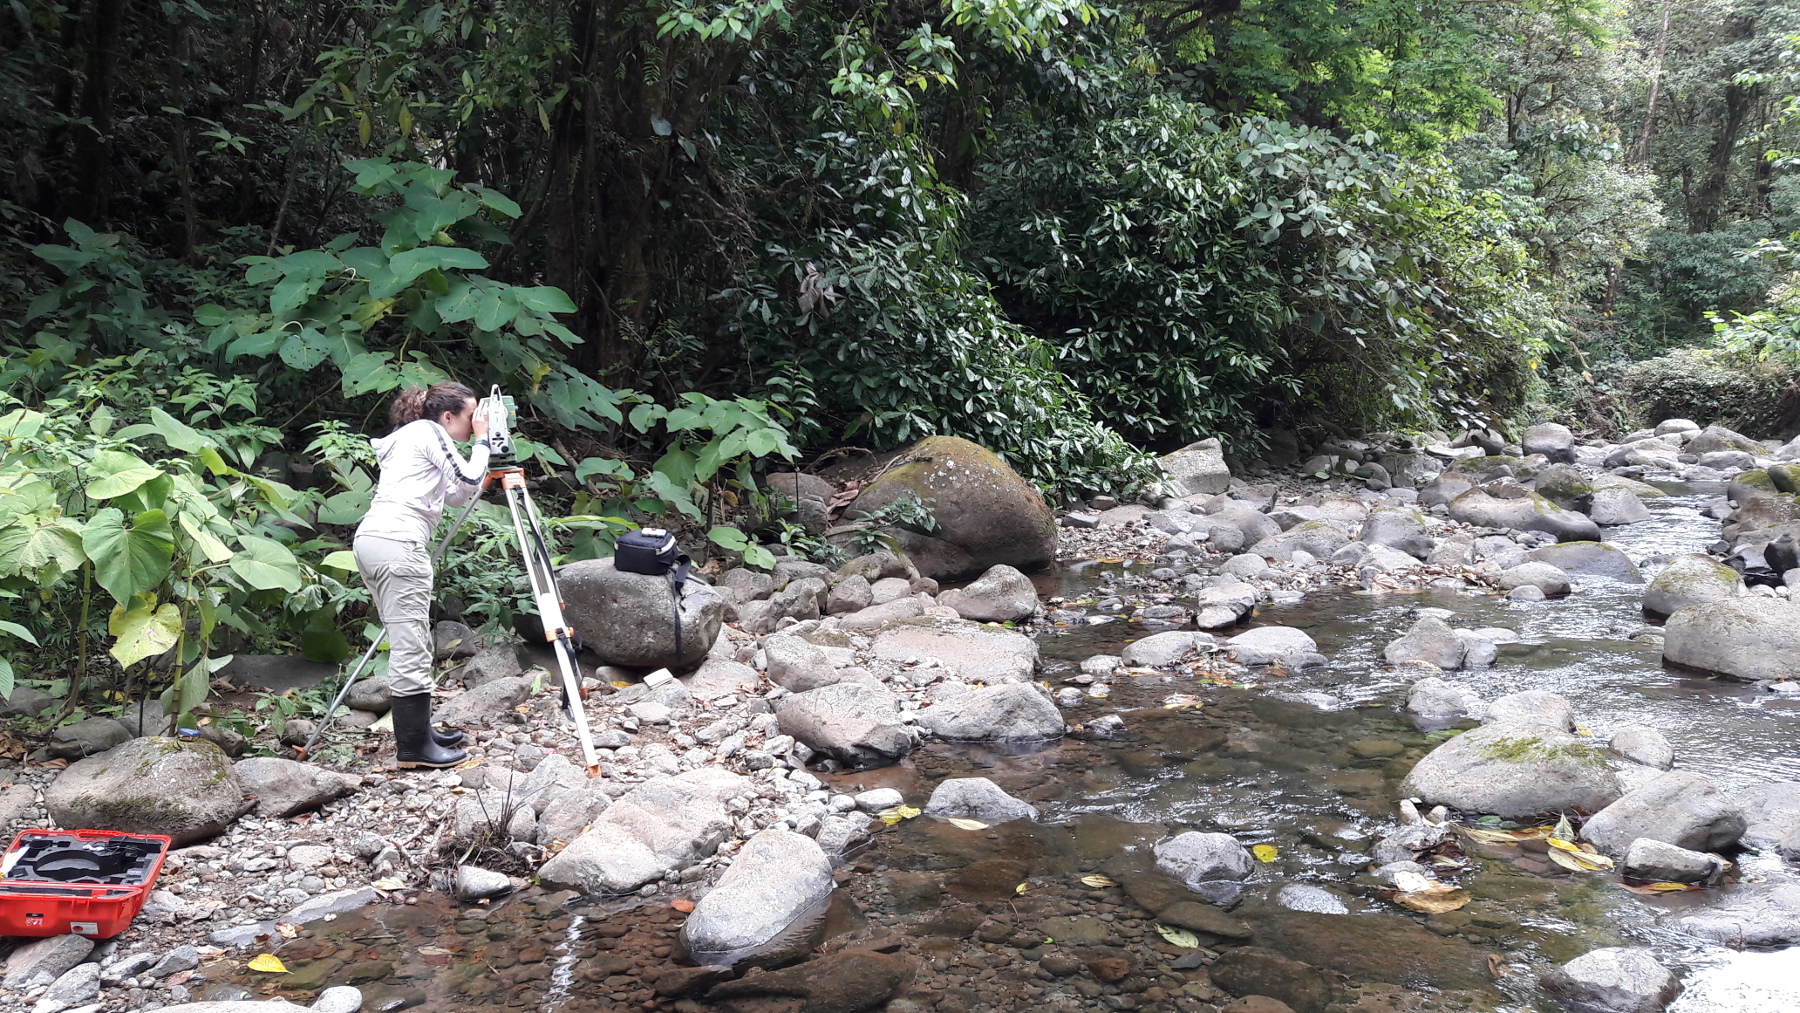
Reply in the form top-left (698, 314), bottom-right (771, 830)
top-left (354, 381), bottom-right (490, 769)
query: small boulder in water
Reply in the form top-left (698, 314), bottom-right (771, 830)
top-left (1399, 721), bottom-right (1622, 820)
top-left (1608, 726), bottom-right (1673, 770)
top-left (1541, 947), bottom-right (1682, 1013)
top-left (923, 777), bottom-right (1037, 824)
top-left (1622, 838), bottom-right (1727, 886)
top-left (1154, 831), bottom-right (1254, 889)
top-left (680, 828), bottom-right (833, 959)
top-left (1579, 770), bottom-right (1745, 856)
top-left (1384, 617), bottom-right (1466, 670)
top-left (1642, 554), bottom-right (1744, 618)
top-left (1484, 690), bottom-right (1573, 731)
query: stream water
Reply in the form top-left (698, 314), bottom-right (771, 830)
top-left (211, 485), bottom-right (1800, 1012)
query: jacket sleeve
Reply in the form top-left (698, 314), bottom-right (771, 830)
top-left (431, 424), bottom-right (490, 507)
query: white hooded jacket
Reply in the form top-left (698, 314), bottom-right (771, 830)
top-left (355, 419), bottom-right (490, 545)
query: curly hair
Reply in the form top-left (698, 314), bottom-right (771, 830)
top-left (389, 382), bottom-right (477, 430)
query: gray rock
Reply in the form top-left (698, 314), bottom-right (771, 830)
top-left (536, 783), bottom-right (613, 847)
top-left (0, 685), bottom-right (54, 719)
top-left (1154, 831), bottom-right (1254, 889)
top-left (44, 737), bottom-right (245, 846)
top-left (815, 812), bottom-right (874, 857)
top-left (1663, 597), bottom-right (1800, 681)
top-left (916, 683), bottom-right (1062, 742)
top-left (1193, 583), bottom-right (1257, 618)
top-left (1622, 838), bottom-right (1726, 885)
top-left (1609, 726), bottom-right (1673, 770)
top-left (855, 788), bottom-right (904, 812)
top-left (935, 564), bottom-right (1038, 623)
top-left (33, 961), bottom-right (100, 1013)
top-left (537, 769), bottom-right (746, 894)
top-left (1454, 630), bottom-right (1498, 667)
top-left (772, 557), bottom-right (832, 589)
top-left (825, 575), bottom-right (873, 615)
top-left (1508, 585), bottom-right (1546, 602)
top-left (1656, 419), bottom-right (1700, 435)
top-left (1676, 882), bottom-right (1800, 947)
top-left (1227, 625), bottom-right (1320, 667)
top-left (148, 945), bottom-right (198, 978)
top-left (1737, 781), bottom-right (1800, 848)
top-left (559, 556), bottom-right (725, 667)
top-left (719, 567), bottom-right (775, 601)
top-left (1360, 506), bottom-right (1434, 558)
top-left (1162, 438), bottom-right (1232, 496)
top-left (113, 698), bottom-right (167, 736)
top-left (454, 865), bottom-right (514, 900)
top-left (869, 617), bottom-right (1037, 683)
top-left (1527, 542), bottom-right (1644, 583)
top-left (1496, 562), bottom-right (1572, 597)
top-left (1522, 423), bottom-right (1576, 463)
top-left (455, 644), bottom-right (524, 688)
top-left (1580, 770), bottom-right (1745, 855)
top-left (1407, 677), bottom-right (1482, 724)
top-left (432, 620), bottom-right (480, 661)
top-left (1399, 720), bottom-right (1622, 820)
top-left (343, 671), bottom-right (397, 713)
top-left (681, 828), bottom-right (833, 958)
top-left (434, 675), bottom-right (534, 728)
top-left (777, 682), bottom-right (912, 766)
top-left (1218, 553), bottom-right (1269, 579)
top-left (47, 717), bottom-right (131, 759)
top-left (923, 777), bottom-right (1037, 823)
top-left (1590, 487), bottom-right (1652, 526)
top-left (1542, 948), bottom-right (1681, 1013)
top-left (1688, 423), bottom-right (1761, 455)
top-left (310, 986), bottom-right (365, 1013)
top-left (4, 934), bottom-right (95, 989)
top-left (1533, 463), bottom-right (1594, 512)
top-left (1484, 690), bottom-right (1573, 731)
top-left (1642, 553), bottom-right (1744, 617)
top-left (762, 635), bottom-right (840, 693)
top-left (1121, 631), bottom-right (1209, 668)
top-left (1384, 617), bottom-right (1465, 670)
top-left (234, 757), bottom-right (361, 817)
top-left (1448, 489), bottom-right (1600, 542)
top-left (157, 1001), bottom-right (312, 1012)
top-left (285, 886), bottom-right (378, 924)
top-left (208, 922), bottom-right (278, 949)
top-left (1373, 824), bottom-right (1452, 865)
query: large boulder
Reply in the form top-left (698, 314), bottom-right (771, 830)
top-left (840, 436), bottom-right (1056, 580)
top-left (762, 635), bottom-right (841, 693)
top-left (923, 777), bottom-right (1037, 823)
top-left (560, 557), bottom-right (725, 668)
top-left (934, 564), bottom-right (1038, 623)
top-left (1738, 781), bottom-right (1800, 848)
top-left (870, 616), bottom-right (1037, 684)
top-left (1687, 423), bottom-right (1761, 456)
top-left (45, 738), bottom-right (248, 846)
top-left (1359, 506), bottom-right (1433, 559)
top-left (1484, 690), bottom-right (1573, 731)
top-left (680, 828), bottom-right (833, 959)
top-left (1579, 771), bottom-right (1746, 855)
top-left (1589, 487), bottom-right (1652, 526)
top-left (1521, 423), bottom-right (1576, 463)
top-left (1162, 438), bottom-right (1232, 496)
top-left (1398, 721), bottom-right (1622, 820)
top-left (1384, 617), bottom-right (1466, 670)
top-left (765, 472), bottom-right (835, 534)
top-left (1642, 554), bottom-right (1743, 617)
top-left (1663, 597), bottom-right (1800, 680)
top-left (1154, 831), bottom-right (1254, 889)
top-left (1532, 463), bottom-right (1593, 511)
top-left (1447, 489), bottom-right (1600, 542)
top-left (536, 769), bottom-right (745, 894)
top-left (233, 757), bottom-right (361, 817)
top-left (1526, 542), bottom-right (1643, 583)
top-left (1541, 948), bottom-right (1682, 1013)
top-left (777, 682), bottom-right (912, 766)
top-left (917, 683), bottom-right (1062, 742)
top-left (1675, 882), bottom-right (1800, 947)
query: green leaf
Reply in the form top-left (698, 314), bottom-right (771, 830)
top-left (149, 408), bottom-right (214, 453)
top-left (84, 450), bottom-right (164, 500)
top-left (742, 544), bottom-right (776, 570)
top-left (229, 534), bottom-right (304, 592)
top-left (707, 526), bottom-right (750, 551)
top-left (512, 286), bottom-right (577, 314)
top-left (436, 282), bottom-right (481, 323)
top-left (385, 246), bottom-right (489, 289)
top-left (278, 329), bottom-right (333, 370)
top-left (318, 487), bottom-right (374, 526)
top-left (300, 624), bottom-right (351, 663)
top-left (320, 550), bottom-right (357, 571)
top-left (342, 351), bottom-right (401, 396)
top-left (474, 290), bottom-right (517, 331)
top-left (177, 513), bottom-right (234, 563)
top-left (0, 620), bottom-right (39, 645)
top-left (473, 187), bottom-right (523, 218)
top-left (0, 656), bottom-right (12, 700)
top-left (159, 665), bottom-right (210, 720)
top-left (108, 601), bottom-right (182, 668)
top-left (227, 329), bottom-right (287, 360)
top-left (81, 508), bottom-right (174, 604)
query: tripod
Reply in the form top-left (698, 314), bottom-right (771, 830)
top-left (304, 467), bottom-right (602, 776)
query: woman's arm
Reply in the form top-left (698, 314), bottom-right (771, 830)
top-left (433, 425), bottom-right (491, 507)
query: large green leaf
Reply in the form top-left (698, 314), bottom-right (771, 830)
top-left (84, 450), bottom-right (164, 500)
top-left (512, 286), bottom-right (578, 314)
top-left (0, 656), bottom-right (13, 700)
top-left (149, 408), bottom-right (215, 453)
top-left (108, 600), bottom-right (182, 668)
top-left (384, 246), bottom-right (489, 291)
top-left (81, 508), bottom-right (174, 604)
top-left (177, 513), bottom-right (234, 563)
top-left (229, 534), bottom-right (303, 592)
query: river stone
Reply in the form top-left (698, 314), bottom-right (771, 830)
top-left (1407, 678), bottom-right (1482, 724)
top-left (1591, 487), bottom-right (1652, 526)
top-left (935, 564), bottom-right (1037, 623)
top-left (681, 828), bottom-right (832, 958)
top-left (777, 682), bottom-right (911, 766)
top-left (1609, 726), bottom-right (1673, 770)
top-left (34, 960), bottom-right (100, 1011)
top-left (3, 934), bottom-right (94, 989)
top-left (1448, 489), bottom-right (1600, 542)
top-left (840, 436), bottom-right (1055, 580)
top-left (1662, 597), bottom-right (1800, 681)
top-left (1688, 423), bottom-right (1761, 455)
top-left (45, 737), bottom-right (246, 846)
top-left (454, 865), bottom-right (513, 901)
top-left (309, 987), bottom-right (364, 1013)
top-left (870, 617), bottom-right (1036, 684)
top-left (1208, 948), bottom-right (1332, 1013)
top-left (917, 683), bottom-right (1061, 742)
top-left (1399, 720), bottom-right (1621, 820)
top-left (923, 777), bottom-right (1037, 823)
top-left (233, 757), bottom-right (361, 817)
top-left (1158, 900), bottom-right (1252, 940)
top-left (434, 675), bottom-right (533, 728)
top-left (536, 782), bottom-right (612, 847)
top-left (537, 769), bottom-right (745, 894)
top-left (1737, 781), bottom-right (1800, 848)
top-left (704, 950), bottom-right (911, 1010)
top-left (1359, 506), bottom-right (1433, 558)
top-left (824, 574), bottom-right (873, 615)
top-left (1154, 831), bottom-right (1254, 889)
top-left (1121, 631), bottom-right (1210, 667)
top-left (558, 557), bottom-right (724, 668)
top-left (1622, 838), bottom-right (1726, 885)
top-left (1579, 770), bottom-right (1746, 855)
top-left (1642, 553), bottom-right (1744, 617)
top-left (1162, 437), bottom-right (1233, 495)
top-left (1676, 882), bottom-right (1800, 946)
top-left (1384, 617), bottom-right (1465, 669)
top-left (1227, 626), bottom-right (1319, 666)
top-left (1522, 423), bottom-right (1576, 463)
top-left (762, 635), bottom-right (840, 693)
top-left (1542, 947), bottom-right (1681, 1013)
top-left (1532, 463), bottom-right (1593, 511)
top-left (149, 1004), bottom-right (312, 1013)
top-left (1213, 507), bottom-right (1282, 546)
top-left (1495, 562), bottom-right (1572, 597)
top-left (1527, 542), bottom-right (1644, 583)
top-left (1484, 690), bottom-right (1573, 731)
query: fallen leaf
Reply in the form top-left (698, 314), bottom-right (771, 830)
top-left (1156, 923), bottom-right (1201, 948)
top-left (1488, 954), bottom-right (1510, 978)
top-left (671, 898), bottom-right (695, 913)
top-left (247, 954), bottom-right (288, 973)
top-left (1547, 839), bottom-right (1614, 870)
top-left (1080, 875), bottom-right (1118, 888)
top-left (1393, 886), bottom-right (1471, 914)
top-left (944, 817), bottom-right (989, 831)
top-left (1551, 815), bottom-right (1575, 843)
top-left (370, 877), bottom-right (406, 891)
top-left (165, 971), bottom-right (192, 986)
top-left (417, 946), bottom-right (453, 956)
top-left (1161, 694), bottom-right (1201, 710)
top-left (1015, 883), bottom-right (1028, 895)
top-left (1622, 881), bottom-right (1700, 895)
top-left (1252, 844), bottom-right (1278, 863)
top-left (275, 922), bottom-right (300, 939)
top-left (878, 805), bottom-right (921, 825)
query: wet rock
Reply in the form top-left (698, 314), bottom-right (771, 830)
top-left (1533, 463), bottom-right (1594, 511)
top-left (1579, 770), bottom-right (1745, 855)
top-left (157, 1001), bottom-right (312, 1012)
top-left (682, 828), bottom-right (833, 959)
top-left (1527, 542), bottom-right (1644, 583)
top-left (1372, 825), bottom-right (1451, 865)
top-left (559, 556), bottom-right (725, 668)
top-left (1154, 831), bottom-right (1254, 889)
top-left (537, 769), bottom-right (745, 894)
top-left (1608, 726), bottom-right (1673, 770)
top-left (1399, 720), bottom-right (1622, 820)
top-left (1622, 838), bottom-right (1727, 885)
top-left (1384, 617), bottom-right (1465, 670)
top-left (434, 675), bottom-right (533, 728)
top-left (923, 777), bottom-right (1037, 823)
top-left (4, 934), bottom-right (95, 989)
top-left (869, 617), bottom-right (1037, 683)
top-left (1227, 626), bottom-right (1320, 667)
top-left (1509, 585), bottom-right (1546, 602)
top-left (1496, 561), bottom-right (1572, 597)
top-left (815, 812), bottom-right (873, 857)
top-left (1121, 630), bottom-right (1212, 667)
top-left (777, 682), bottom-right (912, 766)
top-left (149, 944), bottom-right (199, 978)
top-left (1222, 1000), bottom-right (1297, 1013)
top-left (234, 757), bottom-right (361, 817)
top-left (310, 986), bottom-right (365, 1013)
top-left (1360, 505), bottom-right (1434, 558)
top-left (1591, 487), bottom-right (1652, 526)
top-left (1484, 690), bottom-right (1573, 731)
top-left (1159, 900), bottom-right (1252, 940)
top-left (763, 635), bottom-right (841, 693)
top-left (1208, 948), bottom-right (1331, 1013)
top-left (1163, 437), bottom-right (1233, 496)
top-left (45, 737), bottom-right (246, 846)
top-left (1523, 423), bottom-right (1577, 463)
top-left (1449, 487), bottom-right (1601, 542)
top-left (935, 564), bottom-right (1037, 623)
top-left (1276, 883), bottom-right (1349, 914)
top-left (1642, 553), bottom-right (1744, 617)
top-left (917, 683), bottom-right (1061, 742)
top-left (1676, 882), bottom-right (1800, 946)
top-left (705, 951), bottom-right (912, 1012)
top-left (1663, 597), bottom-right (1800, 681)
top-left (854, 788), bottom-right (904, 812)
top-left (1737, 781), bottom-right (1800, 848)
top-left (47, 716), bottom-right (131, 758)
top-left (454, 865), bottom-right (513, 900)
top-left (1408, 678), bottom-right (1482, 724)
top-left (1542, 947), bottom-right (1682, 1013)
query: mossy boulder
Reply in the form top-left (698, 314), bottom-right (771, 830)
top-left (1590, 473), bottom-right (1668, 498)
top-left (1663, 597), bottom-right (1800, 681)
top-left (1527, 542), bottom-right (1644, 584)
top-left (1642, 554), bottom-right (1744, 618)
top-left (1532, 464), bottom-right (1593, 512)
top-left (1724, 491), bottom-right (1800, 541)
top-left (1727, 470), bottom-right (1776, 505)
top-left (44, 737), bottom-right (248, 845)
top-left (1447, 488), bottom-right (1601, 542)
top-left (838, 436), bottom-right (1055, 580)
top-left (1398, 721), bottom-right (1623, 820)
top-left (1769, 463), bottom-right (1800, 494)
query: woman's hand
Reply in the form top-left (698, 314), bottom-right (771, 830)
top-left (470, 406), bottom-right (490, 442)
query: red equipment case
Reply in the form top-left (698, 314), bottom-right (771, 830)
top-left (0, 829), bottom-right (171, 938)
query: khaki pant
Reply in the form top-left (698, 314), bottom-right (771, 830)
top-left (353, 534), bottom-right (435, 698)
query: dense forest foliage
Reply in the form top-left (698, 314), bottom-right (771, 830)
top-left (3, 0), bottom-right (1800, 717)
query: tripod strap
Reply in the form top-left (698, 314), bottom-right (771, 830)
top-left (669, 554), bottom-right (691, 664)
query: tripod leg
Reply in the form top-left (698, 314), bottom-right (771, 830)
top-left (303, 634), bottom-right (385, 755)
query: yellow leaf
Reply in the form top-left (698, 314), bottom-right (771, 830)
top-left (1546, 848), bottom-right (1590, 872)
top-left (371, 877), bottom-right (406, 891)
top-left (418, 945), bottom-right (453, 956)
top-left (878, 805), bottom-right (921, 825)
top-left (1015, 882), bottom-right (1028, 895)
top-left (275, 923), bottom-right (299, 939)
top-left (1080, 875), bottom-right (1117, 888)
top-left (247, 954), bottom-right (288, 973)
top-left (1545, 839), bottom-right (1611, 867)
top-left (1394, 887), bottom-right (1471, 914)
top-left (1252, 844), bottom-right (1279, 863)
top-left (1646, 882), bottom-right (1691, 892)
top-left (944, 817), bottom-right (989, 831)
top-left (1156, 923), bottom-right (1201, 948)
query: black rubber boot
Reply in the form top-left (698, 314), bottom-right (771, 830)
top-left (431, 726), bottom-right (466, 748)
top-left (392, 694), bottom-right (466, 769)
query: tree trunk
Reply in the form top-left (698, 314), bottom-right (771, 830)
top-left (64, 0), bottom-right (129, 225)
top-left (1690, 81), bottom-right (1755, 234)
top-left (1629, 0), bottom-right (1671, 165)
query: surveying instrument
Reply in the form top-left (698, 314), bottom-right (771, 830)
top-left (305, 387), bottom-right (603, 776)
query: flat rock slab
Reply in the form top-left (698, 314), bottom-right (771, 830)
top-left (217, 654), bottom-right (340, 693)
top-left (871, 617), bottom-right (1037, 684)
